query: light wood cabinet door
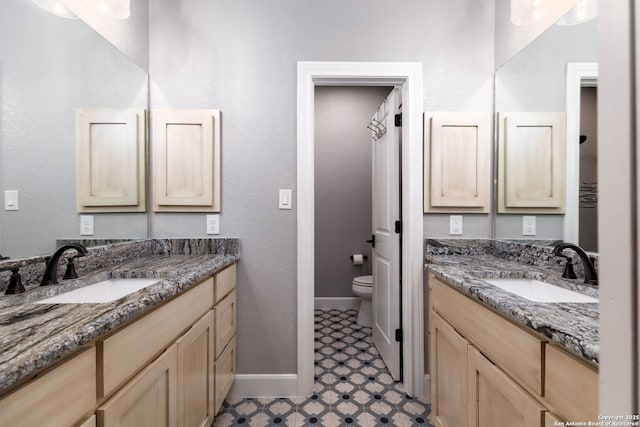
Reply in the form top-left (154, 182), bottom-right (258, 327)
top-left (424, 112), bottom-right (491, 213)
top-left (215, 263), bottom-right (236, 304)
top-left (215, 290), bottom-right (236, 358)
top-left (214, 336), bottom-right (236, 415)
top-left (0, 347), bottom-right (96, 427)
top-left (498, 112), bottom-right (566, 213)
top-left (467, 346), bottom-right (546, 427)
top-left (175, 310), bottom-right (215, 427)
top-left (431, 313), bottom-right (469, 427)
top-left (76, 108), bottom-right (146, 212)
top-left (98, 345), bottom-right (178, 427)
top-left (152, 109), bottom-right (221, 212)
top-left (544, 412), bottom-right (564, 427)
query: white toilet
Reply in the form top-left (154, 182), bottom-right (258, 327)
top-left (352, 275), bottom-right (373, 327)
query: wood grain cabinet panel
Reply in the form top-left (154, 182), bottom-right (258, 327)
top-left (0, 347), bottom-right (96, 427)
top-left (152, 109), bottom-right (221, 212)
top-left (175, 310), bottom-right (215, 427)
top-left (97, 345), bottom-right (178, 427)
top-left (76, 109), bottom-right (146, 212)
top-left (431, 313), bottom-right (469, 427)
top-left (498, 112), bottom-right (566, 213)
top-left (215, 290), bottom-right (236, 359)
top-left (215, 263), bottom-right (236, 304)
top-left (424, 112), bottom-right (491, 213)
top-left (545, 344), bottom-right (598, 423)
top-left (215, 336), bottom-right (236, 415)
top-left (467, 346), bottom-right (546, 427)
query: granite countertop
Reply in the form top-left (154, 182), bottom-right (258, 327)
top-left (426, 253), bottom-right (599, 366)
top-left (0, 252), bottom-right (238, 395)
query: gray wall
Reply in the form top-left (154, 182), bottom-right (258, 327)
top-left (314, 86), bottom-right (391, 298)
top-left (149, 0), bottom-right (495, 375)
top-left (0, 1), bottom-right (148, 258)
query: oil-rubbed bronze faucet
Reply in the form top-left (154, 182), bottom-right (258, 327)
top-left (1, 266), bottom-right (25, 294)
top-left (552, 243), bottom-right (598, 286)
top-left (41, 243), bottom-right (88, 286)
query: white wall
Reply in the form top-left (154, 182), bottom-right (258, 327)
top-left (314, 86), bottom-right (390, 298)
top-left (149, 0), bottom-right (495, 375)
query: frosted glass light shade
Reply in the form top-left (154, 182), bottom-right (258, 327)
top-left (556, 0), bottom-right (597, 25)
top-left (32, 0), bottom-right (78, 19)
top-left (510, 0), bottom-right (544, 26)
top-left (94, 0), bottom-right (130, 19)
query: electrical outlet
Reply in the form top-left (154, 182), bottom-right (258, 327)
top-left (522, 216), bottom-right (536, 236)
top-left (80, 215), bottom-right (94, 236)
top-left (206, 215), bottom-right (220, 235)
top-left (449, 215), bottom-right (463, 235)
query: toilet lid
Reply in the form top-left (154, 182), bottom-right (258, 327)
top-left (353, 275), bottom-right (373, 286)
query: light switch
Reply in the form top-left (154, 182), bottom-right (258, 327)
top-left (449, 215), bottom-right (463, 235)
top-left (522, 216), bottom-right (536, 236)
top-left (80, 215), bottom-right (94, 236)
top-left (279, 189), bottom-right (292, 210)
top-left (206, 214), bottom-right (220, 234)
top-left (4, 190), bottom-right (19, 211)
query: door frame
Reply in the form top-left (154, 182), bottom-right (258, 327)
top-left (296, 61), bottom-right (425, 397)
top-left (564, 62), bottom-right (598, 244)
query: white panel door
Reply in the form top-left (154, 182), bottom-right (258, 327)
top-left (371, 88), bottom-right (401, 381)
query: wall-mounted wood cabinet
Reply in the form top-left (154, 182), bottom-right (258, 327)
top-left (497, 112), bottom-right (566, 213)
top-left (424, 112), bottom-right (491, 213)
top-left (76, 109), bottom-right (146, 212)
top-left (152, 109), bottom-right (221, 212)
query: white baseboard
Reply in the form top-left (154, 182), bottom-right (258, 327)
top-left (228, 374), bottom-right (299, 398)
top-left (314, 296), bottom-right (360, 310)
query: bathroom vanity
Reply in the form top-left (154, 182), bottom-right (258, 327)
top-left (426, 240), bottom-right (599, 427)
top-left (0, 239), bottom-right (238, 427)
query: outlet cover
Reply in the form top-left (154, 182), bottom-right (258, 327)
top-left (80, 215), bottom-right (94, 236)
top-left (522, 216), bottom-right (536, 236)
top-left (449, 215), bottom-right (463, 235)
top-left (206, 214), bottom-right (220, 234)
top-left (4, 190), bottom-right (18, 211)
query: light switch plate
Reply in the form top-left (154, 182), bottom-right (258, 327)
top-left (449, 215), bottom-right (463, 235)
top-left (4, 190), bottom-right (18, 211)
top-left (80, 215), bottom-right (94, 236)
top-left (522, 216), bottom-right (536, 236)
top-left (206, 214), bottom-right (220, 235)
top-left (279, 189), bottom-right (293, 210)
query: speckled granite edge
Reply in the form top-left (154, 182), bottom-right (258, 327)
top-left (0, 239), bottom-right (239, 394)
top-left (425, 253), bottom-right (599, 366)
top-left (0, 238), bottom-right (239, 293)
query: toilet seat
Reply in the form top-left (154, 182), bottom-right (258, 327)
top-left (353, 275), bottom-right (373, 287)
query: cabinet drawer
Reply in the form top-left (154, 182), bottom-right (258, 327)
top-left (99, 278), bottom-right (214, 397)
top-left (430, 276), bottom-right (543, 395)
top-left (215, 290), bottom-right (236, 358)
top-left (545, 344), bottom-right (598, 422)
top-left (215, 263), bottom-right (236, 304)
top-left (0, 347), bottom-right (96, 427)
top-left (215, 336), bottom-right (236, 415)
top-left (544, 412), bottom-right (563, 427)
top-left (77, 415), bottom-right (97, 427)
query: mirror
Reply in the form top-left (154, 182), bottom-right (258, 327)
top-left (493, 5), bottom-right (598, 248)
top-left (0, 0), bottom-right (148, 258)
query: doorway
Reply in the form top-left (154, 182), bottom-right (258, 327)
top-left (297, 62), bottom-right (425, 397)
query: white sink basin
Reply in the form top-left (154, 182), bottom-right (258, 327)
top-left (483, 278), bottom-right (598, 303)
top-left (35, 278), bottom-right (160, 304)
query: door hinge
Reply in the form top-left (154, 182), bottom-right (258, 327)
top-left (395, 328), bottom-right (403, 342)
top-left (366, 235), bottom-right (375, 248)
top-left (394, 220), bottom-right (402, 234)
top-left (394, 114), bottom-right (402, 127)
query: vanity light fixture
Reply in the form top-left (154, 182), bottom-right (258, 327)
top-left (32, 0), bottom-right (78, 19)
top-left (556, 0), bottom-right (597, 26)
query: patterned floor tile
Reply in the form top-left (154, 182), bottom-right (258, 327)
top-left (213, 309), bottom-right (433, 427)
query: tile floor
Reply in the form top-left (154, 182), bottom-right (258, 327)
top-left (213, 308), bottom-right (433, 427)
